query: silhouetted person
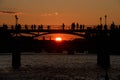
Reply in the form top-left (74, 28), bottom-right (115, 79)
top-left (47, 25), bottom-right (50, 30)
top-left (11, 25), bottom-right (14, 30)
top-left (41, 24), bottom-right (43, 30)
top-left (3, 24), bottom-right (8, 30)
top-left (83, 24), bottom-right (85, 30)
top-left (71, 22), bottom-right (75, 31)
top-left (104, 24), bottom-right (107, 30)
top-left (76, 23), bottom-right (79, 30)
top-left (18, 24), bottom-right (21, 31)
top-left (38, 25), bottom-right (41, 31)
top-left (31, 25), bottom-right (34, 30)
top-left (33, 24), bottom-right (36, 30)
top-left (62, 23), bottom-right (65, 30)
top-left (110, 22), bottom-right (115, 30)
top-left (97, 25), bottom-right (102, 30)
top-left (119, 25), bottom-right (120, 30)
top-left (80, 25), bottom-right (82, 30)
top-left (25, 24), bottom-right (28, 30)
top-left (38, 24), bottom-right (43, 31)
top-left (15, 24), bottom-right (21, 34)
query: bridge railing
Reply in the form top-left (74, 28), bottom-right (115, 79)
top-left (1, 24), bottom-right (119, 31)
top-left (3, 25), bottom-right (89, 31)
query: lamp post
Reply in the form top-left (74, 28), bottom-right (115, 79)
top-left (105, 15), bottom-right (107, 25)
top-left (12, 15), bottom-right (21, 69)
top-left (100, 17), bottom-right (102, 25)
top-left (15, 15), bottom-right (18, 26)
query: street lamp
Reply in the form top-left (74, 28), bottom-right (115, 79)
top-left (100, 17), bottom-right (102, 25)
top-left (15, 15), bottom-right (18, 26)
top-left (105, 15), bottom-right (107, 25)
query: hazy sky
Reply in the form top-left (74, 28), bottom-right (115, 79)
top-left (0, 0), bottom-right (120, 25)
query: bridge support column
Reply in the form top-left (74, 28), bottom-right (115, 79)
top-left (12, 38), bottom-right (21, 69)
top-left (12, 52), bottom-right (21, 69)
top-left (68, 50), bottom-right (74, 55)
top-left (97, 51), bottom-right (110, 69)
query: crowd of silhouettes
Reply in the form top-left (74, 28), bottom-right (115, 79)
top-left (1, 22), bottom-right (120, 31)
top-left (1, 23), bottom-right (87, 32)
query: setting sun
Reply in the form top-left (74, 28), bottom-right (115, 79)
top-left (55, 37), bottom-right (62, 41)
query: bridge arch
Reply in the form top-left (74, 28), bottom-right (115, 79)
top-left (33, 33), bottom-right (85, 40)
top-left (30, 31), bottom-right (86, 38)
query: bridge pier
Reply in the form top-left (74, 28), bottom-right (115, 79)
top-left (68, 50), bottom-right (74, 55)
top-left (12, 52), bottom-right (21, 69)
top-left (97, 51), bottom-right (110, 69)
top-left (12, 38), bottom-right (21, 69)
top-left (96, 38), bottom-right (110, 69)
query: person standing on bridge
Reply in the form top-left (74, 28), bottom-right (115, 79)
top-left (31, 25), bottom-right (34, 30)
top-left (33, 24), bottom-right (36, 30)
top-left (80, 24), bottom-right (82, 30)
top-left (41, 24), bottom-right (43, 30)
top-left (11, 25), bottom-right (14, 30)
top-left (76, 23), bottom-right (79, 30)
top-left (82, 24), bottom-right (85, 30)
top-left (47, 25), bottom-right (51, 30)
top-left (110, 21), bottom-right (115, 30)
top-left (15, 24), bottom-right (21, 34)
top-left (62, 23), bottom-right (65, 30)
top-left (71, 22), bottom-right (75, 31)
top-left (25, 24), bottom-right (28, 30)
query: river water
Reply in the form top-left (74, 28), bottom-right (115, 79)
top-left (0, 54), bottom-right (120, 80)
top-left (0, 53), bottom-right (120, 68)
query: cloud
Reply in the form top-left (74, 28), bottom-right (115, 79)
top-left (41, 12), bottom-right (59, 16)
top-left (0, 11), bottom-right (22, 15)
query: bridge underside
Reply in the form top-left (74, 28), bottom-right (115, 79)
top-left (10, 30), bottom-right (86, 39)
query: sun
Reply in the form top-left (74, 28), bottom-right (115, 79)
top-left (55, 37), bottom-right (62, 41)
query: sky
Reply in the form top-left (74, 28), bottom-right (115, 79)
top-left (0, 0), bottom-right (120, 25)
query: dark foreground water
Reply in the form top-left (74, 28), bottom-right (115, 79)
top-left (0, 53), bottom-right (120, 80)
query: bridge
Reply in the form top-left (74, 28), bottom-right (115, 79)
top-left (1, 24), bottom-right (114, 39)
top-left (9, 29), bottom-right (86, 38)
top-left (0, 24), bottom-right (120, 70)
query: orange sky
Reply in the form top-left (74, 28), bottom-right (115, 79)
top-left (0, 0), bottom-right (120, 25)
